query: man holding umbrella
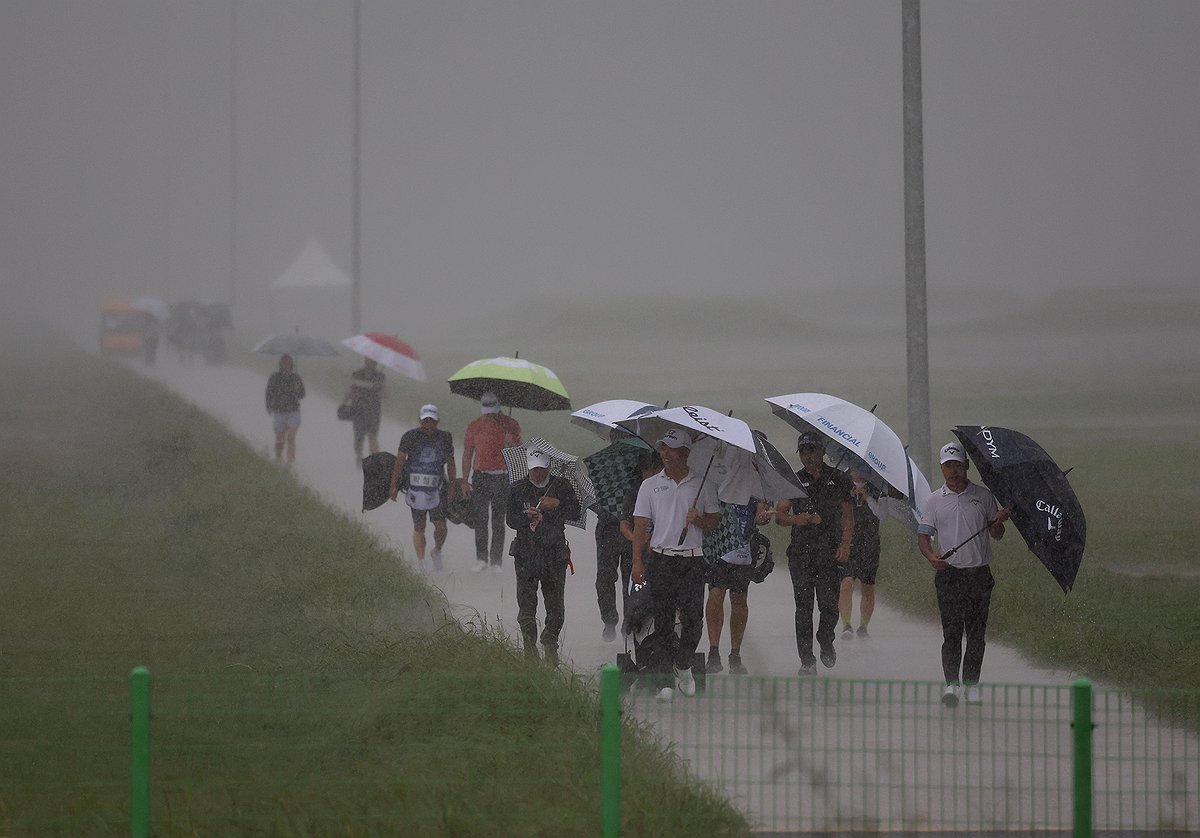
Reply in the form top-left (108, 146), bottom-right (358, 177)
top-left (773, 430), bottom-right (855, 675)
top-left (461, 392), bottom-right (522, 574)
top-left (505, 447), bottom-right (580, 663)
top-left (631, 429), bottom-right (720, 702)
top-left (917, 442), bottom-right (1011, 707)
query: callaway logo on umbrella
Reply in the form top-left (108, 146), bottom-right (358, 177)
top-left (950, 425), bottom-right (1087, 593)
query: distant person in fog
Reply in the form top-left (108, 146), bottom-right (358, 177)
top-left (347, 357), bottom-right (385, 467)
top-left (265, 353), bottom-right (305, 464)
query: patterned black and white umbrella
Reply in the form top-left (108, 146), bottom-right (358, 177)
top-left (501, 438), bottom-right (595, 529)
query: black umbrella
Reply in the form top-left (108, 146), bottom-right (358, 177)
top-left (950, 425), bottom-right (1087, 593)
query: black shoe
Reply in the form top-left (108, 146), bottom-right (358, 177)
top-left (820, 646), bottom-right (836, 668)
top-left (706, 651), bottom-right (724, 674)
top-left (856, 625), bottom-right (870, 639)
top-left (543, 644), bottom-right (559, 665)
top-left (727, 653), bottom-right (748, 675)
top-left (798, 661), bottom-right (817, 676)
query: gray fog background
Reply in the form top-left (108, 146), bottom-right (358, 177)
top-left (3, 1), bottom-right (1198, 450)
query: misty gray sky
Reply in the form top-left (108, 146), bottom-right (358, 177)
top-left (2, 1), bottom-right (1198, 339)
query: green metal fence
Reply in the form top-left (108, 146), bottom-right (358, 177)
top-left (600, 666), bottom-right (1200, 835)
top-left (2, 667), bottom-right (1198, 834)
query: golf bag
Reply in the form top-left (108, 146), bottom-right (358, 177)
top-left (616, 580), bottom-right (705, 694)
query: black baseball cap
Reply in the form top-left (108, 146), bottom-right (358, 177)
top-left (797, 430), bottom-right (825, 450)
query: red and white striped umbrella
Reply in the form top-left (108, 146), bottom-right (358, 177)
top-left (341, 333), bottom-right (427, 381)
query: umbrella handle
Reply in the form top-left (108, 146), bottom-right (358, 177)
top-left (941, 521), bottom-right (993, 560)
top-left (676, 454), bottom-right (717, 546)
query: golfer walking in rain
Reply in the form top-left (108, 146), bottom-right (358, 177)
top-left (918, 441), bottom-right (1011, 707)
top-left (631, 429), bottom-right (719, 703)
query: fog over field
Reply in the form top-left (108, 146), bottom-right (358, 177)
top-left (2, 1), bottom-right (1198, 458)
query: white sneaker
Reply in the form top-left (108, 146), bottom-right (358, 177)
top-left (964, 684), bottom-right (983, 704)
top-left (941, 684), bottom-right (959, 708)
top-left (429, 546), bottom-right (442, 571)
top-left (471, 559), bottom-right (487, 574)
top-left (492, 563), bottom-right (504, 575)
top-left (656, 687), bottom-right (674, 703)
top-left (674, 666), bottom-right (696, 697)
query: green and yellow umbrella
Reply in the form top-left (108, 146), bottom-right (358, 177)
top-left (447, 356), bottom-right (571, 411)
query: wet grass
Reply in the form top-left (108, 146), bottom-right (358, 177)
top-left (0, 317), bottom-right (749, 835)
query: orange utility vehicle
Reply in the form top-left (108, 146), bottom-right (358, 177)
top-left (99, 299), bottom-right (153, 354)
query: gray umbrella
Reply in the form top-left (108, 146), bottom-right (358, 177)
top-left (252, 329), bottom-right (340, 356)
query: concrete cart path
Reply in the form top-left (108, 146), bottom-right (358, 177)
top-left (127, 352), bottom-right (1078, 689)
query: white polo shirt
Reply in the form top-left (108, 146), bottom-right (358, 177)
top-left (634, 468), bottom-right (719, 553)
top-left (918, 481), bottom-right (1001, 569)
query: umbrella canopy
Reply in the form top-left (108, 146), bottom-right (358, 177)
top-left (501, 437), bottom-right (595, 529)
top-left (615, 405), bottom-right (757, 454)
top-left (447, 356), bottom-right (570, 411)
top-left (582, 440), bottom-right (646, 520)
top-left (951, 425), bottom-right (1087, 593)
top-left (570, 399), bottom-right (659, 443)
top-left (131, 296), bottom-right (170, 322)
top-left (616, 407), bottom-right (799, 505)
top-left (765, 393), bottom-right (913, 499)
top-left (342, 333), bottom-right (427, 381)
top-left (253, 329), bottom-right (340, 357)
top-left (742, 430), bottom-right (807, 503)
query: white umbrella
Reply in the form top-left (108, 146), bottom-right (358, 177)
top-left (252, 329), bottom-right (340, 356)
top-left (615, 405), bottom-right (757, 454)
top-left (500, 438), bottom-right (595, 529)
top-left (341, 333), bottom-right (426, 381)
top-left (765, 392), bottom-right (914, 499)
top-left (131, 296), bottom-right (169, 322)
top-left (569, 399), bottom-right (659, 442)
top-left (617, 406), bottom-right (801, 504)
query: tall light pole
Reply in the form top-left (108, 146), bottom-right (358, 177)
top-left (902, 0), bottom-right (932, 476)
top-left (350, 0), bottom-right (362, 333)
top-left (228, 0), bottom-right (239, 309)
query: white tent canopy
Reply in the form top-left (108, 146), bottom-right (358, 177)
top-left (271, 239), bottom-right (351, 289)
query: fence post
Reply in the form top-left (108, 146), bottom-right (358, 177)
top-left (1071, 677), bottom-right (1093, 838)
top-left (130, 666), bottom-right (151, 838)
top-left (600, 664), bottom-right (621, 838)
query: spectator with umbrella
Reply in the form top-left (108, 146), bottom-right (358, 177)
top-left (264, 354), bottom-right (305, 465)
top-left (341, 333), bottom-right (426, 468)
top-left (345, 358), bottom-right (385, 467)
top-left (460, 391), bottom-right (523, 574)
top-left (504, 447), bottom-right (580, 664)
top-left (917, 441), bottom-right (1011, 708)
top-left (450, 355), bottom-right (570, 575)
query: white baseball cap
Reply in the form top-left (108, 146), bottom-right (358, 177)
top-left (480, 391), bottom-right (501, 414)
top-left (526, 449), bottom-right (551, 470)
top-left (419, 404), bottom-right (439, 421)
top-left (939, 442), bottom-right (967, 464)
top-left (658, 428), bottom-right (691, 449)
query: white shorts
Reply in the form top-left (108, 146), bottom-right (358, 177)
top-left (272, 411), bottom-right (301, 433)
